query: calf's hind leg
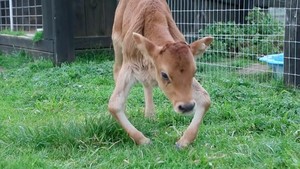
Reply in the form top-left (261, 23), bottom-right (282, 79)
top-left (143, 84), bottom-right (155, 118)
top-left (108, 65), bottom-right (151, 145)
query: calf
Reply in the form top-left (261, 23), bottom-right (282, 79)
top-left (108, 0), bottom-right (213, 148)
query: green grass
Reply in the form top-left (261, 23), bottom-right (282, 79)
top-left (32, 31), bottom-right (44, 43)
top-left (0, 51), bottom-right (299, 168)
top-left (0, 29), bottom-right (26, 36)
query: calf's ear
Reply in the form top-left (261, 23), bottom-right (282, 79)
top-left (190, 37), bottom-right (213, 57)
top-left (133, 32), bottom-right (162, 60)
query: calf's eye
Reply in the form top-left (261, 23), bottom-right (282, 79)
top-left (161, 72), bottom-right (169, 81)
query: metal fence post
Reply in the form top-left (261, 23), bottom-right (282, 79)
top-left (9, 0), bottom-right (13, 30)
top-left (284, 0), bottom-right (300, 87)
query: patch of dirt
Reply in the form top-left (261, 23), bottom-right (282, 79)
top-left (238, 63), bottom-right (269, 75)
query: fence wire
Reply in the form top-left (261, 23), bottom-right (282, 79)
top-left (0, 0), bottom-right (42, 32)
top-left (167, 0), bottom-right (299, 87)
top-left (0, 0), bottom-right (298, 87)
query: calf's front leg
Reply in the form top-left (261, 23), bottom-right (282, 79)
top-left (108, 65), bottom-right (151, 145)
top-left (176, 78), bottom-right (211, 148)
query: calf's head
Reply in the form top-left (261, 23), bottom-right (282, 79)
top-left (133, 33), bottom-right (213, 114)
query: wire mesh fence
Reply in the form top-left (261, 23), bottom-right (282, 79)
top-left (167, 0), bottom-right (299, 87)
top-left (0, 0), bottom-right (42, 32)
top-left (0, 0), bottom-right (298, 87)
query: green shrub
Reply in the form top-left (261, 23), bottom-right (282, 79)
top-left (200, 8), bottom-right (284, 60)
top-left (245, 7), bottom-right (284, 35)
top-left (201, 40), bottom-right (228, 62)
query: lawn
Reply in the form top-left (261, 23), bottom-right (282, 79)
top-left (0, 51), bottom-right (299, 169)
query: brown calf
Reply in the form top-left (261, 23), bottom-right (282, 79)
top-left (108, 0), bottom-right (213, 148)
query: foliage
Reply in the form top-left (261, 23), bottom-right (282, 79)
top-left (0, 52), bottom-right (299, 168)
top-left (246, 7), bottom-right (284, 34)
top-left (200, 8), bottom-right (284, 61)
top-left (32, 31), bottom-right (44, 43)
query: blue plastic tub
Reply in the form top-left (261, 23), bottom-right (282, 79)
top-left (259, 53), bottom-right (284, 78)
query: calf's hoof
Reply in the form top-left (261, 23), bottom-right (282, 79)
top-left (136, 137), bottom-right (151, 145)
top-left (175, 138), bottom-right (190, 149)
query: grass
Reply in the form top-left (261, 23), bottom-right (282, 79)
top-left (0, 29), bottom-right (43, 43)
top-left (32, 31), bottom-right (44, 43)
top-left (0, 51), bottom-right (299, 168)
top-left (0, 29), bottom-right (26, 36)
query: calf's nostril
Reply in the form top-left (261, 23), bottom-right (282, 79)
top-left (178, 103), bottom-right (195, 113)
top-left (178, 105), bottom-right (184, 111)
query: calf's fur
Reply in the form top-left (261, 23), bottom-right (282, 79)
top-left (109, 0), bottom-right (213, 147)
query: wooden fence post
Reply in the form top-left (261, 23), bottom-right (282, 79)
top-left (284, 0), bottom-right (300, 87)
top-left (0, 3), bottom-right (2, 27)
top-left (41, 0), bottom-right (53, 40)
top-left (52, 0), bottom-right (75, 65)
